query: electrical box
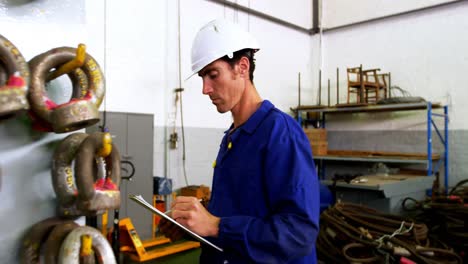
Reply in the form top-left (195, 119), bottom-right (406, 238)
top-left (153, 177), bottom-right (172, 195)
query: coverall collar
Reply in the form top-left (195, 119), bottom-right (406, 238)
top-left (224, 100), bottom-right (274, 135)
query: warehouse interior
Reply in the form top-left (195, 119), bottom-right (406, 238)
top-left (1, 0), bottom-right (467, 263)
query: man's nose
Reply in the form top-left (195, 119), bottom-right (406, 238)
top-left (202, 81), bottom-right (213, 95)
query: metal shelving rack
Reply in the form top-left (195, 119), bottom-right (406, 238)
top-left (296, 102), bottom-right (449, 192)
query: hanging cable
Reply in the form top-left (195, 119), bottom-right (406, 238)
top-left (102, 0), bottom-right (121, 257)
top-left (177, 0), bottom-right (182, 93)
top-left (171, 88), bottom-right (179, 148)
top-left (100, 0), bottom-right (108, 132)
top-left (177, 0), bottom-right (189, 187)
top-left (179, 91), bottom-right (188, 187)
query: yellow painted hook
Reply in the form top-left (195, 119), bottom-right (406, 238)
top-left (47, 43), bottom-right (86, 81)
top-left (97, 132), bottom-right (113, 157)
top-left (80, 234), bottom-right (93, 257)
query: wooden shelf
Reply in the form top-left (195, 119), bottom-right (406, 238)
top-left (295, 101), bottom-right (449, 194)
top-left (295, 102), bottom-right (442, 114)
top-left (322, 174), bottom-right (435, 197)
top-left (314, 150), bottom-right (441, 164)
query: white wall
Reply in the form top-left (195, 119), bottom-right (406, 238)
top-left (84, 0), bottom-right (167, 126)
top-left (322, 0), bottom-right (459, 29)
top-left (229, 0), bottom-right (312, 29)
top-left (2, 0), bottom-right (314, 191)
top-left (80, 0), bottom-right (314, 187)
top-left (160, 0), bottom-right (315, 187)
top-left (92, 0), bottom-right (466, 201)
top-left (319, 1), bottom-right (468, 131)
top-left (173, 0), bottom-right (314, 129)
top-left (317, 1), bottom-right (468, 187)
top-left (1, 0), bottom-right (465, 188)
top-left (83, 0), bottom-right (313, 128)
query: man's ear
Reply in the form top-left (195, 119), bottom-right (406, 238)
top-left (238, 56), bottom-right (250, 78)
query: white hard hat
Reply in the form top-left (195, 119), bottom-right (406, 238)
top-left (188, 18), bottom-right (260, 79)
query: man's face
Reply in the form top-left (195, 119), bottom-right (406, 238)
top-left (198, 59), bottom-right (245, 113)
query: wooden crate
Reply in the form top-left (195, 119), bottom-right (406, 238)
top-left (311, 141), bottom-right (328, 156)
top-left (304, 128), bottom-right (327, 142)
top-left (304, 129), bottom-right (327, 155)
top-left (180, 185), bottom-right (210, 200)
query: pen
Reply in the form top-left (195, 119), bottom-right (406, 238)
top-left (164, 198), bottom-right (203, 214)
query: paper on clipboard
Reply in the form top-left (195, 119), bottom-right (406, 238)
top-left (129, 194), bottom-right (223, 252)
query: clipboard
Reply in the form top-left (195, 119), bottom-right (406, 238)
top-left (129, 194), bottom-right (223, 252)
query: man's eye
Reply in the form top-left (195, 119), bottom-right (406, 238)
top-left (209, 73), bottom-right (218, 79)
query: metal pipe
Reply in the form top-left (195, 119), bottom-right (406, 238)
top-left (207, 0), bottom-right (313, 35)
top-left (327, 79), bottom-right (330, 107)
top-left (359, 64), bottom-right (364, 103)
top-left (427, 102), bottom-right (433, 176)
top-left (312, 0), bottom-right (320, 34)
top-left (318, 70), bottom-right (322, 105)
top-left (444, 105), bottom-right (449, 194)
top-left (336, 68), bottom-right (339, 105)
top-left (388, 72), bottom-right (392, 98)
top-left (298, 72), bottom-right (301, 106)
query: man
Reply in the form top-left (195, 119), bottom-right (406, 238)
top-left (161, 18), bottom-right (319, 264)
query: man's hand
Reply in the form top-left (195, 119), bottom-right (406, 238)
top-left (171, 196), bottom-right (220, 237)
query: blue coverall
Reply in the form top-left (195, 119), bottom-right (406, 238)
top-left (200, 100), bottom-right (320, 264)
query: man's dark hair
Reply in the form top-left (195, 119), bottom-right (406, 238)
top-left (220, 48), bottom-right (256, 83)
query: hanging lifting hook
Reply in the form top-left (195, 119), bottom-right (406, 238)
top-left (46, 43), bottom-right (87, 82)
